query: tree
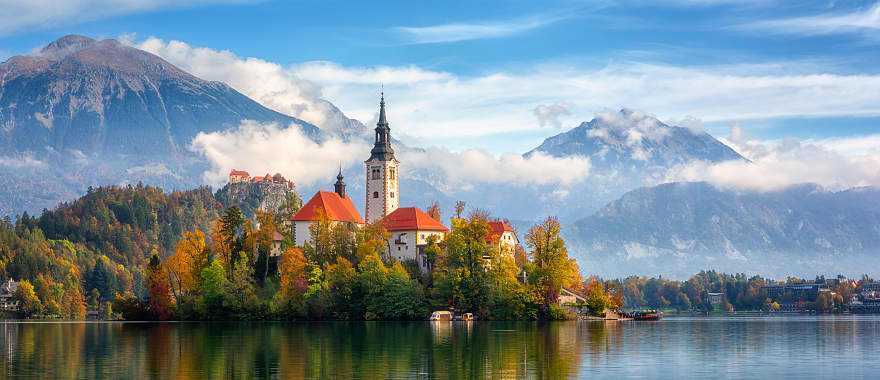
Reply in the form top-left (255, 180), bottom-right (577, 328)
top-left (225, 252), bottom-right (260, 317)
top-left (584, 278), bottom-right (613, 315)
top-left (525, 217), bottom-right (580, 311)
top-left (199, 260), bottom-right (227, 316)
top-left (166, 230), bottom-right (209, 300)
top-left (454, 201), bottom-right (466, 219)
top-left (426, 202), bottom-right (442, 222)
top-left (254, 211), bottom-right (277, 285)
top-left (14, 280), bottom-right (42, 318)
top-left (146, 254), bottom-right (174, 320)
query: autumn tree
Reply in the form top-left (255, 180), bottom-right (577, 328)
top-left (166, 230), bottom-right (209, 300)
top-left (275, 247), bottom-right (309, 316)
top-left (146, 254), bottom-right (175, 320)
top-left (14, 279), bottom-right (42, 318)
top-left (525, 217), bottom-right (580, 311)
top-left (426, 202), bottom-right (442, 222)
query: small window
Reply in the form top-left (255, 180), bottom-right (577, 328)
top-left (398, 247), bottom-right (401, 251)
top-left (371, 167), bottom-right (381, 180)
top-left (390, 192), bottom-right (395, 198)
top-left (373, 191), bottom-right (379, 198)
top-left (390, 168), bottom-right (396, 180)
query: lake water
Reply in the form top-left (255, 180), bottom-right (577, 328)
top-left (1, 316), bottom-right (879, 379)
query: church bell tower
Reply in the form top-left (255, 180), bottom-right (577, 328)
top-left (364, 93), bottom-right (400, 223)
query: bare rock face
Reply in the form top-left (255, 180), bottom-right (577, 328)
top-left (0, 35), bottom-right (319, 157)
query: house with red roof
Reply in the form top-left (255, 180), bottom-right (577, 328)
top-left (488, 220), bottom-right (519, 254)
top-left (381, 207), bottom-right (448, 272)
top-left (229, 169), bottom-right (250, 183)
top-left (290, 171), bottom-right (364, 247)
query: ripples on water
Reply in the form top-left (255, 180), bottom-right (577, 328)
top-left (1, 316), bottom-right (878, 379)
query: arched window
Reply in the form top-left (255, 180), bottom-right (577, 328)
top-left (373, 191), bottom-right (379, 198)
top-left (390, 192), bottom-right (395, 198)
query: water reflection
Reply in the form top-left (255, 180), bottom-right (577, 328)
top-left (1, 317), bottom-right (879, 379)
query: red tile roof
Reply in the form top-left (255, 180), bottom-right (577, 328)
top-left (291, 191), bottom-right (364, 224)
top-left (229, 169), bottom-right (250, 177)
top-left (487, 220), bottom-right (515, 242)
top-left (382, 207), bottom-right (448, 232)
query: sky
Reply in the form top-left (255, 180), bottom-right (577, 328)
top-left (1, 0), bottom-right (880, 176)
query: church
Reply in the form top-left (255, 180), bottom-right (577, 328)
top-left (291, 94), bottom-right (451, 267)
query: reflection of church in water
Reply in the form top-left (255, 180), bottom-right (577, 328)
top-left (290, 94), bottom-right (452, 271)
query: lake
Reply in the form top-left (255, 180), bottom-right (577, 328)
top-left (1, 316), bottom-right (879, 379)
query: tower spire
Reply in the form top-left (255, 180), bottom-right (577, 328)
top-left (334, 168), bottom-right (346, 198)
top-left (369, 91), bottom-right (395, 161)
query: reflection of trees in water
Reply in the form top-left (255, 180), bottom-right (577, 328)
top-left (2, 322), bottom-right (591, 379)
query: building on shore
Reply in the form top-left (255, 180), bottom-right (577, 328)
top-left (487, 220), bottom-right (519, 255)
top-left (290, 172), bottom-right (364, 247)
top-left (381, 207), bottom-right (448, 272)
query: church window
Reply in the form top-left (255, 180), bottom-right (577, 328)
top-left (390, 168), bottom-right (396, 180)
top-left (371, 167), bottom-right (381, 180)
top-left (373, 191), bottom-right (379, 198)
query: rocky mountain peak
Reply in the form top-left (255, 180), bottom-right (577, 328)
top-left (39, 34), bottom-right (97, 57)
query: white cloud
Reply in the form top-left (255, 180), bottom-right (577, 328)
top-left (666, 127), bottom-right (880, 192)
top-left (0, 0), bottom-right (250, 35)
top-left (402, 149), bottom-right (591, 189)
top-left (130, 37), bottom-right (880, 152)
top-left (190, 120), bottom-right (370, 187)
top-left (395, 14), bottom-right (566, 44)
top-left (533, 102), bottom-right (573, 129)
top-left (744, 3), bottom-right (880, 36)
top-left (0, 153), bottom-right (47, 169)
top-left (133, 37), bottom-right (334, 129)
top-left (189, 120), bottom-right (591, 189)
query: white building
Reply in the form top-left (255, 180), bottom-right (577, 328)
top-left (290, 172), bottom-right (364, 247)
top-left (381, 207), bottom-right (449, 272)
top-left (488, 220), bottom-right (519, 254)
top-left (364, 93), bottom-right (400, 224)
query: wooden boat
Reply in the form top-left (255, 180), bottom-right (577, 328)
top-left (620, 310), bottom-right (662, 321)
top-left (631, 310), bottom-right (662, 321)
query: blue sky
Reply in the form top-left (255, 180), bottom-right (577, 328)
top-left (2, 0), bottom-right (880, 154)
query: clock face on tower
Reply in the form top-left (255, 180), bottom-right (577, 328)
top-left (365, 93), bottom-right (399, 224)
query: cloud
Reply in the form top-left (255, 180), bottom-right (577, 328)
top-left (133, 37), bottom-right (336, 129)
top-left (0, 0), bottom-right (250, 35)
top-left (743, 3), bottom-right (880, 36)
top-left (665, 127), bottom-right (880, 192)
top-left (533, 102), bottom-right (573, 129)
top-left (190, 120), bottom-right (370, 187)
top-left (0, 153), bottom-right (47, 169)
top-left (131, 37), bottom-right (880, 153)
top-left (395, 14), bottom-right (566, 44)
top-left (189, 120), bottom-right (591, 190)
top-left (402, 149), bottom-right (591, 189)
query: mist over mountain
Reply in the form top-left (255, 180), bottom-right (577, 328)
top-left (568, 182), bottom-right (880, 278)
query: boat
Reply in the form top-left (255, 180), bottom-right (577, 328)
top-left (456, 313), bottom-right (474, 321)
top-left (430, 311), bottom-right (453, 321)
top-left (619, 310), bottom-right (662, 321)
top-left (630, 310), bottom-right (662, 321)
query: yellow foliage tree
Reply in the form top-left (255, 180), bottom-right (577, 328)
top-left (167, 230), bottom-right (209, 300)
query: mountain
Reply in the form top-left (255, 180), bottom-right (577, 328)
top-left (0, 35), bottom-right (319, 156)
top-left (567, 182), bottom-right (880, 278)
top-left (528, 109), bottom-right (744, 171)
top-left (0, 35), bottom-right (323, 216)
top-left (492, 109), bottom-right (748, 222)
